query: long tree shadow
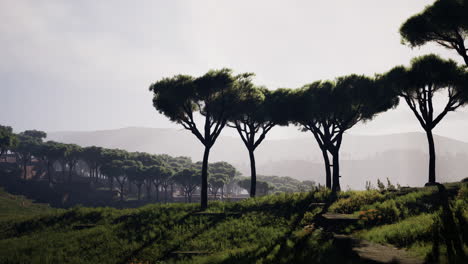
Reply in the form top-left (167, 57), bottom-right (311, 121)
top-left (118, 211), bottom-right (232, 264)
top-left (427, 184), bottom-right (466, 264)
top-left (217, 192), bottom-right (325, 263)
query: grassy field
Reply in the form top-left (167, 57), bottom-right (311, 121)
top-left (0, 187), bottom-right (59, 221)
top-left (0, 183), bottom-right (466, 263)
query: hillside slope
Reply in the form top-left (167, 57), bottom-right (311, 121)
top-left (48, 127), bottom-right (468, 188)
top-left (0, 183), bottom-right (465, 263)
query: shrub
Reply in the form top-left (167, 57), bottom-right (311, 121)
top-left (386, 178), bottom-right (396, 192)
top-left (375, 200), bottom-right (400, 223)
top-left (358, 213), bottom-right (434, 247)
top-left (359, 200), bottom-right (400, 226)
top-left (358, 209), bottom-right (383, 226)
top-left (377, 179), bottom-right (386, 192)
top-left (329, 190), bottom-right (384, 214)
top-left (456, 183), bottom-right (468, 202)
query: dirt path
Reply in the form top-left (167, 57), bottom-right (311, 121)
top-left (333, 234), bottom-right (423, 264)
top-left (318, 213), bottom-right (424, 264)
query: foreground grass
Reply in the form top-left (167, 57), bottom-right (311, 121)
top-left (0, 191), bottom-right (345, 264)
top-left (0, 187), bottom-right (59, 221)
top-left (353, 183), bottom-right (468, 263)
top-left (0, 183), bottom-right (466, 263)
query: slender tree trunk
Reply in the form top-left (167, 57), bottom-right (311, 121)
top-left (426, 129), bottom-right (437, 184)
top-left (331, 150), bottom-right (341, 193)
top-left (23, 160), bottom-right (28, 180)
top-left (94, 166), bottom-right (98, 183)
top-left (68, 165), bottom-right (73, 182)
top-left (119, 182), bottom-right (124, 201)
top-left (110, 176), bottom-right (114, 190)
top-left (248, 149), bottom-right (257, 197)
top-left (170, 184), bottom-right (174, 202)
top-left (154, 183), bottom-right (160, 202)
top-left (201, 146), bottom-right (210, 210)
top-left (164, 186), bottom-right (168, 203)
top-left (60, 161), bottom-right (65, 182)
top-left (47, 161), bottom-right (52, 184)
top-left (137, 184), bottom-right (141, 201)
top-left (146, 182), bottom-right (151, 200)
top-left (23, 159), bottom-right (28, 180)
top-left (322, 148), bottom-right (332, 189)
top-left (461, 51), bottom-right (468, 67)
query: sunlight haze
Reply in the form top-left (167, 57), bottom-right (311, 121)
top-left (1, 0), bottom-right (467, 140)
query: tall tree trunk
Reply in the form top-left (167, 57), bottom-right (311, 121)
top-left (461, 51), bottom-right (468, 67)
top-left (68, 164), bottom-right (73, 183)
top-left (94, 166), bottom-right (98, 183)
top-left (426, 129), bottom-right (437, 184)
top-left (331, 150), bottom-right (341, 193)
top-left (170, 184), bottom-right (174, 202)
top-left (201, 146), bottom-right (210, 210)
top-left (23, 160), bottom-right (28, 180)
top-left (110, 176), bottom-right (114, 190)
top-left (322, 148), bottom-right (332, 189)
top-left (248, 149), bottom-right (257, 197)
top-left (146, 182), bottom-right (151, 200)
top-left (137, 185), bottom-right (141, 201)
top-left (164, 186), bottom-right (168, 203)
top-left (120, 182), bottom-right (124, 201)
top-left (154, 183), bottom-right (160, 202)
top-left (47, 161), bottom-right (52, 184)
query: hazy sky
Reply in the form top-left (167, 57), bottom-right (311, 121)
top-left (1, 0), bottom-right (468, 141)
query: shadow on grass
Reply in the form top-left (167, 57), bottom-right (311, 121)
top-left (118, 210), bottom-right (231, 264)
top-left (427, 184), bottom-right (466, 264)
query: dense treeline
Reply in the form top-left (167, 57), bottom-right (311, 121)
top-left (0, 126), bottom-right (243, 203)
top-left (149, 0), bottom-right (468, 209)
top-left (0, 0), bottom-right (466, 210)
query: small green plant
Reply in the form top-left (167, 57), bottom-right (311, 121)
top-left (377, 179), bottom-right (386, 192)
top-left (386, 178), bottom-right (396, 192)
top-left (329, 190), bottom-right (384, 214)
top-left (365, 181), bottom-right (374, 191)
top-left (358, 209), bottom-right (383, 226)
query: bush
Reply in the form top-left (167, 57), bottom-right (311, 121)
top-left (358, 213), bottom-right (434, 247)
top-left (329, 190), bottom-right (384, 214)
top-left (358, 209), bottom-right (384, 226)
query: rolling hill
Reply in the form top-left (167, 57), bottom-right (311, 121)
top-left (48, 127), bottom-right (468, 189)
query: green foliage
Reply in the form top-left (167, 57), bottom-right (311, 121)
top-left (400, 0), bottom-right (468, 65)
top-left (236, 177), bottom-right (274, 196)
top-left (377, 179), bottom-right (385, 192)
top-left (358, 213), bottom-right (435, 247)
top-left (386, 177), bottom-right (396, 191)
top-left (0, 188), bottom-right (58, 221)
top-left (0, 125), bottom-right (18, 156)
top-left (0, 183), bottom-right (466, 263)
top-left (0, 191), bottom-right (322, 264)
top-left (19, 130), bottom-right (47, 142)
top-left (361, 187), bottom-right (439, 220)
top-left (365, 180), bottom-right (374, 191)
top-left (258, 175), bottom-right (315, 193)
top-left (329, 190), bottom-right (384, 214)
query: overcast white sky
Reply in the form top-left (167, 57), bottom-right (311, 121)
top-left (1, 0), bottom-right (468, 141)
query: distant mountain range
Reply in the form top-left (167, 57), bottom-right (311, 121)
top-left (48, 127), bottom-right (468, 189)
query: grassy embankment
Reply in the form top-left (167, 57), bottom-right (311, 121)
top-left (0, 182), bottom-right (466, 263)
